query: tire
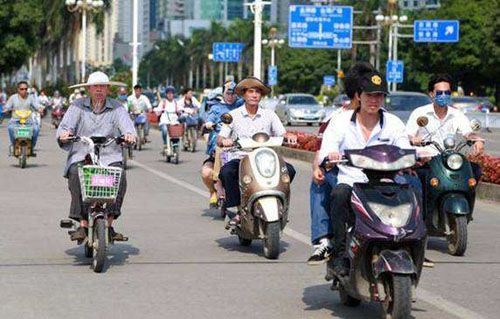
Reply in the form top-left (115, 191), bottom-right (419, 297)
top-left (447, 215), bottom-right (468, 256)
top-left (122, 148), bottom-right (128, 170)
top-left (263, 221), bottom-right (280, 260)
top-left (20, 146), bottom-right (27, 169)
top-left (380, 274), bottom-right (412, 319)
top-left (137, 127), bottom-right (144, 151)
top-left (190, 128), bottom-right (197, 152)
top-left (92, 218), bottom-right (106, 273)
top-left (339, 286), bottom-right (361, 307)
top-left (173, 146), bottom-right (179, 164)
top-left (84, 227), bottom-right (93, 257)
top-left (238, 236), bottom-right (252, 246)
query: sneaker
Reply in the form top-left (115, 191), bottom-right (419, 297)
top-left (423, 257), bottom-right (435, 268)
top-left (70, 227), bottom-right (87, 241)
top-left (109, 227), bottom-right (126, 241)
top-left (307, 238), bottom-right (333, 265)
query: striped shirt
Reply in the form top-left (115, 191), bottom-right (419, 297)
top-left (219, 105), bottom-right (286, 140)
top-left (56, 97), bottom-right (136, 176)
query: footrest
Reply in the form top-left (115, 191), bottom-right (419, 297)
top-left (114, 236), bottom-right (129, 242)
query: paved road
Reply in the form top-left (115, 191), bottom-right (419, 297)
top-left (0, 120), bottom-right (499, 319)
top-left (287, 125), bottom-right (500, 157)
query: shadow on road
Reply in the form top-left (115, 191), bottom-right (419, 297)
top-left (302, 283), bottom-right (422, 319)
top-left (215, 236), bottom-right (290, 258)
top-left (201, 208), bottom-right (224, 221)
top-left (65, 243), bottom-right (140, 272)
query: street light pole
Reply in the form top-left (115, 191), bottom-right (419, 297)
top-left (65, 0), bottom-right (104, 81)
top-left (132, 0), bottom-right (139, 86)
top-left (246, 0), bottom-right (271, 80)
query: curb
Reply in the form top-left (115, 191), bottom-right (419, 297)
top-left (276, 146), bottom-right (500, 203)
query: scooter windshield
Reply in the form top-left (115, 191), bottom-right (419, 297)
top-left (346, 145), bottom-right (416, 171)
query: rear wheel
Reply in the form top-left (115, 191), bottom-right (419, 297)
top-left (447, 215), bottom-right (468, 256)
top-left (263, 221), bottom-right (280, 259)
top-left (92, 218), bottom-right (106, 273)
top-left (380, 274), bottom-right (412, 319)
top-left (173, 145), bottom-right (179, 164)
top-left (137, 127), bottom-right (144, 151)
top-left (20, 146), bottom-right (27, 169)
top-left (122, 148), bottom-right (128, 169)
top-left (339, 286), bottom-right (361, 307)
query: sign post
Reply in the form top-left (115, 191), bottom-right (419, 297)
top-left (323, 75), bottom-right (336, 88)
top-left (386, 60), bottom-right (404, 91)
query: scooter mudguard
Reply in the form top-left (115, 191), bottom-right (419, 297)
top-left (255, 197), bottom-right (280, 222)
top-left (441, 193), bottom-right (470, 216)
top-left (373, 250), bottom-right (416, 279)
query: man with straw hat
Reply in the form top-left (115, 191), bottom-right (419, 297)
top-left (217, 77), bottom-right (296, 226)
top-left (57, 71), bottom-right (136, 242)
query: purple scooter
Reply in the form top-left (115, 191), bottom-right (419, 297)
top-left (325, 144), bottom-right (426, 319)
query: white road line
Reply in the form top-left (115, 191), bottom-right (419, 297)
top-left (131, 159), bottom-right (486, 319)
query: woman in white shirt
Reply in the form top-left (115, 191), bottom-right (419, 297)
top-left (154, 86), bottom-right (184, 145)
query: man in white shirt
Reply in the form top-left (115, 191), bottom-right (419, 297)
top-left (128, 84), bottom-right (153, 142)
top-left (319, 71), bottom-right (412, 276)
top-left (406, 74), bottom-right (484, 157)
top-left (218, 77), bottom-right (296, 223)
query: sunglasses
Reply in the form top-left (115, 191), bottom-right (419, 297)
top-left (435, 90), bottom-right (451, 96)
top-left (19, 87), bottom-right (28, 91)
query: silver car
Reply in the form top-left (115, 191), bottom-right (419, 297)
top-left (275, 93), bottom-right (325, 126)
top-left (384, 91), bottom-right (432, 124)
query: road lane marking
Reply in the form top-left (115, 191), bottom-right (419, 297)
top-left (131, 159), bottom-right (486, 319)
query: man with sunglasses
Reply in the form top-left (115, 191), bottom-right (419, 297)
top-left (3, 81), bottom-right (41, 153)
top-left (406, 74), bottom-right (484, 156)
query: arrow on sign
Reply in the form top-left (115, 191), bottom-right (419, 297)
top-left (445, 26), bottom-right (454, 36)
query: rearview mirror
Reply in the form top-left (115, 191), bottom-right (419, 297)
top-left (221, 113), bottom-right (233, 125)
top-left (470, 119), bottom-right (481, 131)
top-left (416, 116), bottom-right (429, 127)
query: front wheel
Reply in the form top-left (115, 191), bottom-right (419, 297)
top-left (92, 218), bottom-right (107, 273)
top-left (339, 286), bottom-right (361, 307)
top-left (380, 274), bottom-right (412, 319)
top-left (263, 221), bottom-right (280, 259)
top-left (447, 215), bottom-right (468, 256)
top-left (173, 145), bottom-right (179, 164)
top-left (20, 146), bottom-right (27, 169)
top-left (137, 127), bottom-right (144, 151)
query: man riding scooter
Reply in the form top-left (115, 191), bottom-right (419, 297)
top-left (406, 74), bottom-right (485, 256)
top-left (4, 81), bottom-right (41, 156)
top-left (201, 81), bottom-right (244, 208)
top-left (57, 71), bottom-right (136, 242)
top-left (319, 70), bottom-right (415, 277)
top-left (127, 84), bottom-right (152, 144)
top-left (218, 77), bottom-right (296, 227)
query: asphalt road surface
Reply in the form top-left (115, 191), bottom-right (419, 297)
top-left (0, 119), bottom-right (498, 319)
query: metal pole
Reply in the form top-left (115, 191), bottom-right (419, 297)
top-left (253, 0), bottom-right (263, 79)
top-left (271, 45), bottom-right (275, 66)
top-left (388, 24), bottom-right (393, 62)
top-left (376, 23), bottom-right (381, 70)
top-left (132, 0), bottom-right (139, 86)
top-left (81, 9), bottom-right (87, 81)
top-left (393, 23), bottom-right (399, 92)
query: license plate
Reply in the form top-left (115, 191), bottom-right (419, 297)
top-left (90, 174), bottom-right (115, 187)
top-left (15, 128), bottom-right (31, 138)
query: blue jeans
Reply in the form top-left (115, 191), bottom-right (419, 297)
top-left (8, 120), bottom-right (39, 148)
top-left (159, 124), bottom-right (169, 144)
top-left (310, 168), bottom-right (338, 244)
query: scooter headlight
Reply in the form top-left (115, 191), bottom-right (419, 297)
top-left (446, 153), bottom-right (463, 170)
top-left (368, 202), bottom-right (412, 228)
top-left (255, 149), bottom-right (277, 178)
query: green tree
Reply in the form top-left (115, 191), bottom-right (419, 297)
top-left (0, 1), bottom-right (44, 74)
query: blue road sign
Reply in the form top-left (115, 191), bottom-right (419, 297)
top-left (288, 5), bottom-right (353, 49)
top-left (386, 60), bottom-right (404, 83)
top-left (414, 20), bottom-right (459, 43)
top-left (323, 75), bottom-right (336, 87)
top-left (268, 65), bottom-right (278, 86)
top-left (212, 42), bottom-right (244, 62)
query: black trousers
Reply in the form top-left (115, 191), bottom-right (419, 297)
top-left (67, 162), bottom-right (127, 221)
top-left (219, 159), bottom-right (296, 208)
top-left (329, 183), bottom-right (353, 257)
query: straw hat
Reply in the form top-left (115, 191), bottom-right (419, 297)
top-left (69, 71), bottom-right (126, 89)
top-left (235, 77), bottom-right (271, 96)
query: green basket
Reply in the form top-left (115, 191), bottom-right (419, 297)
top-left (78, 165), bottom-right (122, 203)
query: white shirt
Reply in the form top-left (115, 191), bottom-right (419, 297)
top-left (177, 96), bottom-right (200, 109)
top-left (406, 103), bottom-right (472, 157)
top-left (219, 105), bottom-right (286, 140)
top-left (319, 109), bottom-right (411, 186)
top-left (127, 94), bottom-right (152, 113)
top-left (154, 99), bottom-right (183, 125)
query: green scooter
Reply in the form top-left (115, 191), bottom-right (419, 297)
top-left (416, 116), bottom-right (482, 256)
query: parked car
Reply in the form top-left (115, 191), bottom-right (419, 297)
top-left (384, 91), bottom-right (432, 124)
top-left (275, 93), bottom-right (325, 126)
top-left (453, 96), bottom-right (496, 113)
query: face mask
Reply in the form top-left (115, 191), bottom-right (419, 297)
top-left (119, 94), bottom-right (127, 100)
top-left (434, 94), bottom-right (451, 108)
